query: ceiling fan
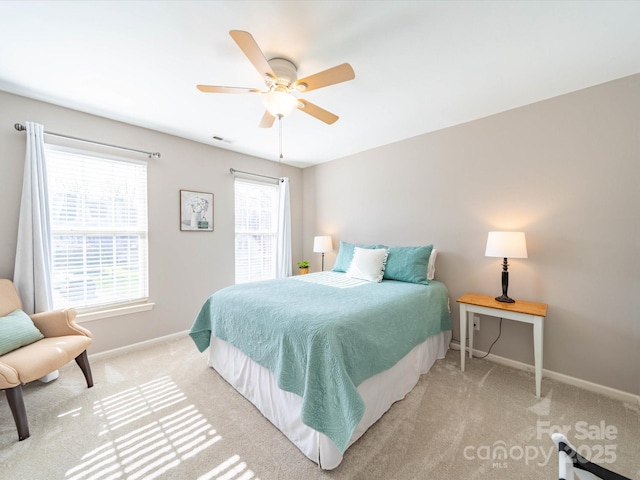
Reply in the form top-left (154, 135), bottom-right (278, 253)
top-left (197, 30), bottom-right (355, 128)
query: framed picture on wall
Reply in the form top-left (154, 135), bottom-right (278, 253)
top-left (180, 190), bottom-right (214, 231)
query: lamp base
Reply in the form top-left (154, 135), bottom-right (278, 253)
top-left (496, 261), bottom-right (515, 303)
top-left (495, 295), bottom-right (515, 303)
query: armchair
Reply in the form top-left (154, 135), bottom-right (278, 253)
top-left (0, 279), bottom-right (93, 441)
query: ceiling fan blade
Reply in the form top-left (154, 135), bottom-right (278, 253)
top-left (294, 63), bottom-right (355, 93)
top-left (197, 85), bottom-right (260, 94)
top-left (297, 99), bottom-right (339, 125)
top-left (259, 110), bottom-right (276, 128)
top-left (229, 30), bottom-right (276, 80)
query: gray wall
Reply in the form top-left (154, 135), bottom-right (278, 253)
top-left (302, 74), bottom-right (640, 396)
top-left (2, 75), bottom-right (638, 396)
top-left (0, 90), bottom-right (303, 353)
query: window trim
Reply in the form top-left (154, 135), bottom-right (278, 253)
top-left (234, 177), bottom-right (279, 284)
top-left (44, 143), bottom-right (151, 317)
top-left (76, 301), bottom-right (155, 323)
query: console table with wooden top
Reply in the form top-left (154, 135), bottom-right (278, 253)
top-left (456, 292), bottom-right (548, 397)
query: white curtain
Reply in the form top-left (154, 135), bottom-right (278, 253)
top-left (14, 121), bottom-right (53, 314)
top-left (275, 177), bottom-right (292, 278)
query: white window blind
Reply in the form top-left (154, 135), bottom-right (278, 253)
top-left (234, 178), bottom-right (278, 284)
top-left (45, 145), bottom-right (149, 310)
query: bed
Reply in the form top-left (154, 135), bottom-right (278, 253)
top-left (189, 244), bottom-right (451, 469)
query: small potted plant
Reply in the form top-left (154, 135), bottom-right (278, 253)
top-left (297, 261), bottom-right (309, 275)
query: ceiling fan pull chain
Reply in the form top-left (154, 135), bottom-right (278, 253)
top-left (279, 115), bottom-right (284, 161)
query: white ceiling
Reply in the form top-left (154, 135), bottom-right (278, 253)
top-left (1, 1), bottom-right (639, 168)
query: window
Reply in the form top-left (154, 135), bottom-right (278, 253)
top-left (45, 145), bottom-right (149, 311)
top-left (234, 178), bottom-right (278, 283)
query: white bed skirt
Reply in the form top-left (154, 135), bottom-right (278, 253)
top-left (208, 330), bottom-right (452, 470)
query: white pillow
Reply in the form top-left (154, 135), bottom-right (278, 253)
top-left (346, 247), bottom-right (389, 283)
top-left (427, 249), bottom-right (438, 280)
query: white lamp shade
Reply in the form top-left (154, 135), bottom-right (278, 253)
top-left (313, 235), bottom-right (333, 253)
top-left (262, 89), bottom-right (299, 118)
top-left (485, 231), bottom-right (528, 259)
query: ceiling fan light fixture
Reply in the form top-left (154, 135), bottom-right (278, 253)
top-left (262, 88), bottom-right (298, 118)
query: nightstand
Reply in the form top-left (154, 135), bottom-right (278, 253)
top-left (456, 293), bottom-right (548, 397)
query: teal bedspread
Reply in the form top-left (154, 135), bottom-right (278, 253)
top-left (189, 274), bottom-right (451, 452)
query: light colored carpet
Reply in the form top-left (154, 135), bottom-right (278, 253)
top-left (1, 335), bottom-right (638, 479)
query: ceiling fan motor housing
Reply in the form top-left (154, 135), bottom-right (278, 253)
top-left (267, 58), bottom-right (298, 89)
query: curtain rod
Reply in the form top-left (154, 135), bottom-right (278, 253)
top-left (14, 123), bottom-right (161, 159)
top-left (229, 168), bottom-right (283, 182)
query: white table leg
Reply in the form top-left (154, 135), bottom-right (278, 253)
top-left (533, 316), bottom-right (543, 398)
top-left (460, 304), bottom-right (467, 371)
top-left (468, 310), bottom-right (474, 359)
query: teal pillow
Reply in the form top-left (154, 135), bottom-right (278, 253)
top-left (332, 241), bottom-right (387, 272)
top-left (0, 309), bottom-right (44, 355)
top-left (383, 245), bottom-right (433, 284)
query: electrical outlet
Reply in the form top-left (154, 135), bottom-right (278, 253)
top-left (473, 316), bottom-right (480, 331)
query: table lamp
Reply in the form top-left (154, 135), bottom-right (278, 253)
top-left (485, 231), bottom-right (528, 303)
top-left (313, 236), bottom-right (333, 272)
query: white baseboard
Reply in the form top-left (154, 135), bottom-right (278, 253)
top-left (89, 330), bottom-right (190, 361)
top-left (449, 340), bottom-right (640, 407)
top-left (88, 334), bottom-right (639, 406)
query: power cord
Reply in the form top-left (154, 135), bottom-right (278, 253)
top-left (452, 317), bottom-right (503, 358)
top-left (476, 317), bottom-right (503, 359)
